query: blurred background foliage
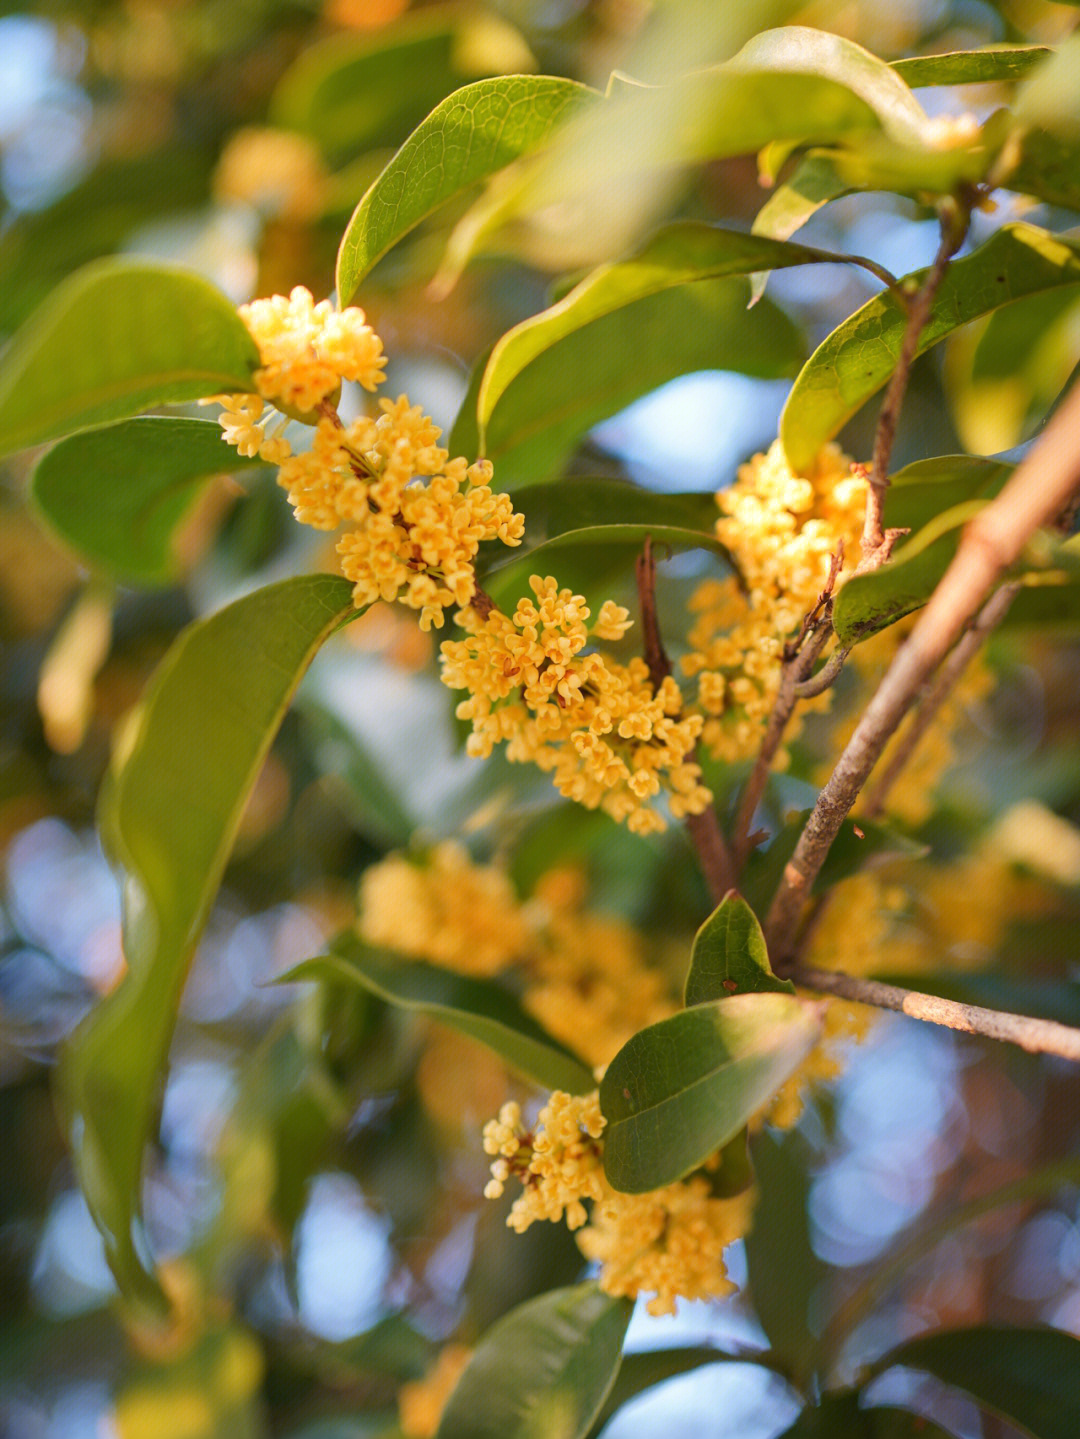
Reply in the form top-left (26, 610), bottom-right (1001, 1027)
top-left (2, 1), bottom-right (1080, 1436)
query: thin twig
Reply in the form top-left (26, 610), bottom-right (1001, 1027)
top-left (732, 549), bottom-right (844, 873)
top-left (793, 646), bottom-right (850, 700)
top-left (635, 535), bottom-right (672, 689)
top-left (789, 965), bottom-right (1080, 1062)
top-left (732, 624), bottom-right (830, 874)
top-left (764, 375), bottom-right (1080, 961)
top-left (862, 582), bottom-right (1019, 820)
top-left (860, 199), bottom-right (972, 569)
top-left (686, 808), bottom-right (736, 905)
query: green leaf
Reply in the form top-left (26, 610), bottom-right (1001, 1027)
top-left (744, 1129), bottom-right (827, 1390)
top-left (335, 75), bottom-right (593, 303)
top-left (0, 258), bottom-right (259, 458)
top-left (57, 574), bottom-right (356, 1310)
top-left (30, 417), bottom-right (268, 587)
top-left (781, 223), bottom-right (1080, 473)
top-left (281, 935), bottom-right (595, 1094)
top-left (436, 1282), bottom-right (632, 1439)
top-left (452, 279), bottom-right (804, 488)
top-left (477, 223), bottom-right (865, 442)
top-left (684, 892), bottom-right (794, 1006)
top-left (1014, 32), bottom-right (1080, 137)
top-left (730, 27), bottom-right (931, 146)
top-left (777, 1394), bottom-right (954, 1437)
top-left (483, 518), bottom-right (728, 612)
top-left (271, 12), bottom-right (486, 162)
top-left (599, 993), bottom-right (822, 1193)
top-left (750, 153), bottom-right (850, 303)
top-left (891, 46), bottom-right (1052, 88)
top-left (875, 1325), bottom-right (1080, 1439)
top-left (1008, 128), bottom-right (1080, 212)
top-left (946, 286), bottom-right (1080, 455)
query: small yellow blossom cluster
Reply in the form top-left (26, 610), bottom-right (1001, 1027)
top-left (212, 288), bottom-right (525, 629)
top-left (357, 842), bottom-right (531, 977)
top-left (577, 1176), bottom-right (753, 1317)
top-left (682, 440), bottom-right (867, 762)
top-left (398, 1343), bottom-right (473, 1439)
top-left (483, 1093), bottom-right (606, 1231)
top-left (440, 577), bottom-right (712, 834)
top-left (482, 1094), bottom-right (750, 1316)
top-left (356, 846), bottom-right (674, 1068)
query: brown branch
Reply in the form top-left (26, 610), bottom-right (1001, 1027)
top-left (765, 374), bottom-right (1080, 961)
top-left (793, 646), bottom-right (849, 701)
top-left (686, 807), bottom-right (736, 905)
top-left (861, 582), bottom-right (1019, 820)
top-left (860, 200), bottom-right (971, 569)
top-left (635, 535), bottom-right (672, 689)
top-left (789, 965), bottom-right (1080, 1062)
top-left (732, 549), bottom-right (844, 873)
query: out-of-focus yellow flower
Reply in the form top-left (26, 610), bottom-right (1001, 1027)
top-left (398, 1343), bottom-right (473, 1439)
top-left (213, 127), bottom-right (328, 222)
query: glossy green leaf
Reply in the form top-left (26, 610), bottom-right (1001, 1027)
top-left (946, 286), bottom-right (1080, 455)
top-left (750, 153), bottom-right (850, 304)
top-left (270, 9), bottom-right (531, 162)
top-left (438, 62), bottom-right (881, 284)
top-left (484, 522), bottom-right (728, 612)
top-left (1000, 577), bottom-right (1080, 631)
top-left (778, 1394), bottom-right (954, 1437)
top-left (436, 1283), bottom-right (632, 1439)
top-left (57, 574), bottom-right (356, 1310)
top-left (599, 993), bottom-right (822, 1193)
top-left (730, 27), bottom-right (931, 146)
top-left (876, 1325), bottom-right (1080, 1439)
top-left (684, 893), bottom-right (794, 1006)
top-left (0, 147), bottom-right (211, 334)
top-left (453, 279), bottom-right (804, 488)
top-left (335, 75), bottom-right (593, 302)
top-left (781, 223), bottom-right (1080, 472)
top-left (748, 1130), bottom-right (831, 1393)
top-left (1014, 32), bottom-right (1080, 137)
top-left (478, 223), bottom-right (866, 440)
top-left (879, 454), bottom-right (1014, 533)
top-left (0, 259), bottom-right (259, 458)
top-left (30, 417), bottom-right (268, 586)
top-left (281, 936), bottom-right (595, 1094)
top-left (1008, 128), bottom-right (1080, 212)
top-left (891, 46), bottom-right (1051, 87)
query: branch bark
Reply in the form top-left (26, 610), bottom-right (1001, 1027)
top-left (790, 965), bottom-right (1080, 1062)
top-left (765, 375), bottom-right (1080, 959)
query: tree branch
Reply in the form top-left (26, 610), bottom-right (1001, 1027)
top-left (732, 549), bottom-right (843, 874)
top-left (789, 965), bottom-right (1080, 1062)
top-left (860, 200), bottom-right (971, 569)
top-left (765, 375), bottom-right (1080, 960)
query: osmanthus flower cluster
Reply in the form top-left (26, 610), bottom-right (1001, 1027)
top-left (684, 439), bottom-right (868, 762)
top-left (357, 845), bottom-right (757, 1317)
top-left (440, 577), bottom-right (713, 836)
top-left (209, 286), bottom-right (525, 631)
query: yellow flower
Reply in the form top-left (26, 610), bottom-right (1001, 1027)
top-left (683, 440), bottom-right (866, 763)
top-left (398, 1344), bottom-right (473, 1439)
top-left (440, 576), bottom-right (711, 832)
